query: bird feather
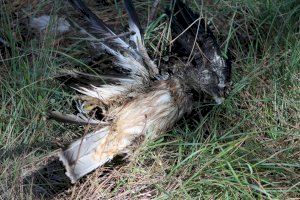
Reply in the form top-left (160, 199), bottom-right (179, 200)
top-left (52, 0), bottom-right (231, 183)
top-left (123, 0), bottom-right (159, 76)
top-left (59, 79), bottom-right (192, 183)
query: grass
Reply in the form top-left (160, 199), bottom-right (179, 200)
top-left (0, 0), bottom-right (299, 199)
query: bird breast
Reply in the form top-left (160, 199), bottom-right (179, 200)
top-left (93, 78), bottom-right (192, 159)
top-left (116, 78), bottom-right (191, 135)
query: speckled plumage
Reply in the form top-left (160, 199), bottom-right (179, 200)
top-left (52, 0), bottom-right (231, 183)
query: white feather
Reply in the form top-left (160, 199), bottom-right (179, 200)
top-left (212, 52), bottom-right (226, 87)
top-left (115, 53), bottom-right (149, 80)
top-left (128, 21), bottom-right (142, 49)
top-left (59, 127), bottom-right (110, 183)
top-left (127, 22), bottom-right (159, 76)
top-left (75, 84), bottom-right (129, 103)
top-left (81, 28), bottom-right (148, 80)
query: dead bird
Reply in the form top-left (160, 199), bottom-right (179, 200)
top-left (50, 0), bottom-right (231, 183)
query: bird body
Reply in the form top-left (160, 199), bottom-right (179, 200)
top-left (52, 0), bottom-right (231, 183)
top-left (60, 78), bottom-right (192, 183)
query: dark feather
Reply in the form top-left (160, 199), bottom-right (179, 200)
top-left (68, 0), bottom-right (134, 53)
top-left (68, 0), bottom-right (115, 36)
top-left (167, 0), bottom-right (212, 58)
top-left (168, 0), bottom-right (231, 86)
top-left (171, 0), bottom-right (207, 36)
top-left (123, 0), bottom-right (159, 76)
top-left (123, 0), bottom-right (143, 35)
top-left (56, 70), bottom-right (134, 90)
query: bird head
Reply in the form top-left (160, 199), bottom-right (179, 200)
top-left (187, 68), bottom-right (225, 104)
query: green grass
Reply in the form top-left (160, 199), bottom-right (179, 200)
top-left (1, 0), bottom-right (299, 199)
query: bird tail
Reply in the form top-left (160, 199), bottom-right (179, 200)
top-left (59, 127), bottom-right (111, 183)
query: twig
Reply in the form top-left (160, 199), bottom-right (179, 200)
top-left (101, 31), bottom-right (134, 41)
top-left (170, 18), bottom-right (200, 44)
top-left (187, 19), bottom-right (201, 63)
top-left (48, 111), bottom-right (102, 125)
top-left (72, 31), bottom-right (135, 43)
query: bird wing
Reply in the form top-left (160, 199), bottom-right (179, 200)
top-left (65, 0), bottom-right (159, 106)
top-left (68, 0), bottom-right (135, 55)
top-left (54, 0), bottom-right (162, 183)
top-left (123, 0), bottom-right (159, 76)
top-left (167, 0), bottom-right (231, 88)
